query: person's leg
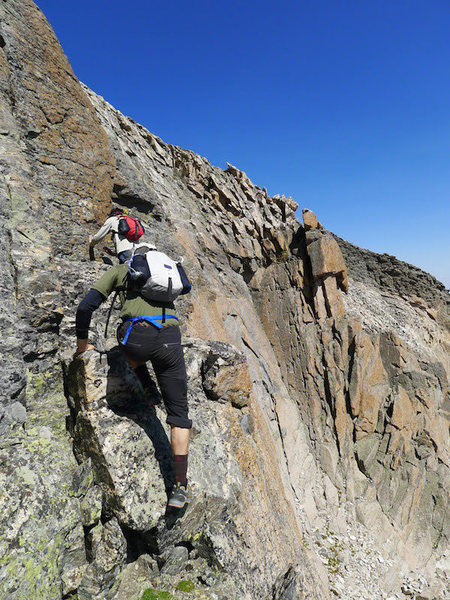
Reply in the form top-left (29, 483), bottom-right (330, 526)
top-left (118, 322), bottom-right (191, 506)
top-left (133, 362), bottom-right (151, 384)
top-left (131, 363), bottom-right (160, 406)
top-left (171, 425), bottom-right (190, 486)
top-left (117, 322), bottom-right (160, 405)
top-left (150, 326), bottom-right (192, 506)
top-left (171, 425), bottom-right (190, 455)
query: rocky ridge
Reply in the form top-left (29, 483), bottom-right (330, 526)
top-left (0, 2), bottom-right (448, 600)
top-left (335, 234), bottom-right (449, 325)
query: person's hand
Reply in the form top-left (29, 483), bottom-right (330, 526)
top-left (89, 235), bottom-right (93, 245)
top-left (73, 339), bottom-right (96, 359)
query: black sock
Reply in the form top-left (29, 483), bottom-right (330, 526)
top-left (173, 454), bottom-right (188, 486)
top-left (134, 364), bottom-right (153, 389)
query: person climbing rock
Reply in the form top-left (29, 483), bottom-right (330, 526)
top-left (74, 261), bottom-right (191, 509)
top-left (89, 208), bottom-right (152, 263)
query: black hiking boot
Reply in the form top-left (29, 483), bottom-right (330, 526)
top-left (168, 482), bottom-right (190, 508)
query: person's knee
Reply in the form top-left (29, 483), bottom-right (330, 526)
top-left (167, 415), bottom-right (192, 429)
top-left (157, 376), bottom-right (187, 404)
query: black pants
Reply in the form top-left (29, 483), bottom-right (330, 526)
top-left (117, 321), bottom-right (191, 429)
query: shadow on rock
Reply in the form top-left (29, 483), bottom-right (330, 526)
top-left (104, 349), bottom-right (174, 494)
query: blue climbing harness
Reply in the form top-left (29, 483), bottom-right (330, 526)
top-left (120, 315), bottom-right (179, 345)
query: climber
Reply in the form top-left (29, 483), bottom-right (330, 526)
top-left (73, 261), bottom-right (191, 509)
top-left (89, 208), bottom-right (152, 263)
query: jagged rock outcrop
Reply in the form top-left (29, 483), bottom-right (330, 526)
top-left (0, 2), bottom-right (448, 600)
top-left (302, 208), bottom-right (348, 319)
top-left (63, 342), bottom-right (326, 600)
top-left (0, 2), bottom-right (113, 598)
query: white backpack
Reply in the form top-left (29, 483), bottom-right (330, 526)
top-left (128, 250), bottom-right (191, 302)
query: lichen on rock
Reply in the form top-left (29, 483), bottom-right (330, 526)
top-left (0, 2), bottom-right (448, 599)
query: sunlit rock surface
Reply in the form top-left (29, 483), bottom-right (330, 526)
top-left (0, 1), bottom-right (448, 599)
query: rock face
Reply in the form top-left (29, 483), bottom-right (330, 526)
top-left (303, 209), bottom-right (349, 319)
top-left (0, 2), bottom-right (449, 600)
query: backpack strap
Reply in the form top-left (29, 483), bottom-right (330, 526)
top-left (111, 215), bottom-right (124, 236)
top-left (126, 244), bottom-right (138, 268)
top-left (120, 315), bottom-right (179, 345)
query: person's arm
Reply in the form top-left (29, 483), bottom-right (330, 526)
top-left (73, 265), bottom-right (121, 358)
top-left (89, 217), bottom-right (116, 247)
top-left (74, 289), bottom-right (106, 357)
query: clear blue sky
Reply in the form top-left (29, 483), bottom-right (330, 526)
top-left (36, 0), bottom-right (449, 287)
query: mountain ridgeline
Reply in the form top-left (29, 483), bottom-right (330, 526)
top-left (0, 2), bottom-right (448, 599)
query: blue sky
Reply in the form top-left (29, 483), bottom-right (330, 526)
top-left (36, 0), bottom-right (449, 287)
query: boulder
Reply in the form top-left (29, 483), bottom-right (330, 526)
top-left (77, 518), bottom-right (127, 600)
top-left (67, 350), bottom-right (172, 531)
top-left (348, 331), bottom-right (389, 439)
top-left (302, 208), bottom-right (321, 231)
top-left (202, 341), bottom-right (252, 407)
top-left (307, 234), bottom-right (349, 292)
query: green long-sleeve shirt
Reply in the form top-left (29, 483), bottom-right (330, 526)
top-left (93, 264), bottom-right (178, 325)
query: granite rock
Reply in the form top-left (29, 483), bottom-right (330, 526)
top-left (0, 2), bottom-right (448, 600)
